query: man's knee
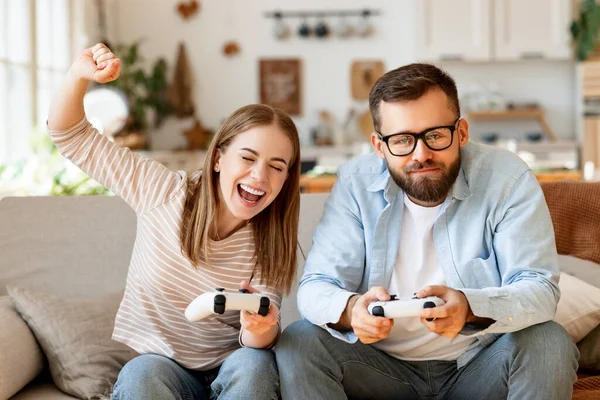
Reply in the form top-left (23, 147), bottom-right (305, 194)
top-left (276, 320), bottom-right (327, 358)
top-left (507, 321), bottom-right (579, 368)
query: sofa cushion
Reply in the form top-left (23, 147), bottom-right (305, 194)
top-left (558, 254), bottom-right (600, 289)
top-left (7, 287), bottom-right (137, 399)
top-left (555, 273), bottom-right (600, 343)
top-left (9, 381), bottom-right (78, 399)
top-left (0, 296), bottom-right (44, 400)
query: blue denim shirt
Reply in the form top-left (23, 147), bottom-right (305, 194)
top-left (298, 141), bottom-right (560, 368)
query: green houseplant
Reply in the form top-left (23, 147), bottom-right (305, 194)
top-left (571, 0), bottom-right (600, 61)
top-left (0, 129), bottom-right (110, 197)
top-left (105, 41), bottom-right (172, 133)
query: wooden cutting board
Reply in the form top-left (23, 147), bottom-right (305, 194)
top-left (351, 60), bottom-right (385, 100)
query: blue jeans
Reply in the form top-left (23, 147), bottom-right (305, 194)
top-left (275, 320), bottom-right (578, 400)
top-left (111, 348), bottom-right (279, 400)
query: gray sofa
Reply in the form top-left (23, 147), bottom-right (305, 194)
top-left (1, 194), bottom-right (599, 399)
top-left (0, 194), bottom-right (326, 399)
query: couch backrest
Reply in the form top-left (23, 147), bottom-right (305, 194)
top-left (282, 193), bottom-right (329, 327)
top-left (0, 194), bottom-right (329, 325)
top-left (0, 196), bottom-right (136, 297)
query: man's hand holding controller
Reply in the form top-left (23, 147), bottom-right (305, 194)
top-left (333, 285), bottom-right (477, 343)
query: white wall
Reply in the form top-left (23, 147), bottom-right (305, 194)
top-left (443, 61), bottom-right (576, 142)
top-left (110, 0), bottom-right (575, 150)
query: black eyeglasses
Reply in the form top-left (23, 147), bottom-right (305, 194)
top-left (376, 118), bottom-right (461, 157)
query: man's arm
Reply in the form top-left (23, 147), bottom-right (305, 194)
top-left (460, 170), bottom-right (560, 334)
top-left (464, 304), bottom-right (495, 327)
top-left (328, 295), bottom-right (359, 332)
top-left (297, 173), bottom-right (368, 342)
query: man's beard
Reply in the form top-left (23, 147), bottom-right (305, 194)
top-left (389, 152), bottom-right (461, 204)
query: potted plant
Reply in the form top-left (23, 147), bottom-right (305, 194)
top-left (571, 0), bottom-right (600, 61)
top-left (104, 41), bottom-right (173, 148)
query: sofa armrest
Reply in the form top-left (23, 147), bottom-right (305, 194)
top-left (0, 296), bottom-right (44, 399)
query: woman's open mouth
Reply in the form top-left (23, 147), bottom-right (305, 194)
top-left (237, 184), bottom-right (265, 204)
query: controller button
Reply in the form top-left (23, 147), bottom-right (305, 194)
top-left (214, 294), bottom-right (226, 306)
top-left (214, 304), bottom-right (226, 314)
top-left (372, 306), bottom-right (385, 317)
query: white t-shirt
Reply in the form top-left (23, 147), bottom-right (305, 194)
top-left (373, 194), bottom-right (476, 361)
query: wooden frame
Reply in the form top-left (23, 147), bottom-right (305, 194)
top-left (259, 59), bottom-right (302, 115)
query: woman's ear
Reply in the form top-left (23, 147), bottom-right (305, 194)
top-left (214, 148), bottom-right (222, 172)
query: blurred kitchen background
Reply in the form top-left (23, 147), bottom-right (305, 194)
top-left (1, 0), bottom-right (600, 196)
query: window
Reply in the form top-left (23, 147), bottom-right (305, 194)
top-left (0, 0), bottom-right (74, 164)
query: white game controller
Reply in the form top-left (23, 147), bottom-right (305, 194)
top-left (185, 288), bottom-right (270, 322)
top-left (368, 295), bottom-right (445, 320)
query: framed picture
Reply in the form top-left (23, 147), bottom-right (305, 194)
top-left (259, 59), bottom-right (302, 116)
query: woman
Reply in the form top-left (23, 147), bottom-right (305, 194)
top-left (47, 43), bottom-right (300, 399)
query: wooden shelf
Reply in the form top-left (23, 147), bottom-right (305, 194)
top-left (467, 109), bottom-right (544, 120)
top-left (467, 108), bottom-right (556, 141)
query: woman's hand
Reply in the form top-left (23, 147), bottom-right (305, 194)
top-left (70, 43), bottom-right (121, 84)
top-left (239, 281), bottom-right (279, 336)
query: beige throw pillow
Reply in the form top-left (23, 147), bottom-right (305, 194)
top-left (0, 296), bottom-right (44, 399)
top-left (8, 287), bottom-right (137, 400)
top-left (555, 272), bottom-right (600, 343)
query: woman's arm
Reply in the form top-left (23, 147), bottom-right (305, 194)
top-left (240, 305), bottom-right (280, 349)
top-left (46, 44), bottom-right (183, 215)
top-left (238, 280), bottom-right (282, 349)
top-left (48, 44), bottom-right (119, 131)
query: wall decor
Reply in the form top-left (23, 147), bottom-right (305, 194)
top-left (183, 119), bottom-right (212, 150)
top-left (335, 17), bottom-right (353, 38)
top-left (259, 59), bottom-right (302, 116)
top-left (167, 42), bottom-right (195, 118)
top-left (223, 41), bottom-right (241, 57)
top-left (265, 8), bottom-right (381, 40)
top-left (351, 60), bottom-right (385, 100)
top-left (177, 0), bottom-right (199, 20)
top-left (273, 12), bottom-right (292, 40)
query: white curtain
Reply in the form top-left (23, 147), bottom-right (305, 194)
top-left (0, 0), bottom-right (76, 165)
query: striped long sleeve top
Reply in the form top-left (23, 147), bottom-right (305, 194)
top-left (48, 117), bottom-right (282, 370)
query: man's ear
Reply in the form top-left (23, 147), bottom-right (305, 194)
top-left (458, 118), bottom-right (470, 147)
top-left (371, 132), bottom-right (386, 159)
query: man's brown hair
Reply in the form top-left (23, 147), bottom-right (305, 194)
top-left (369, 63), bottom-right (460, 133)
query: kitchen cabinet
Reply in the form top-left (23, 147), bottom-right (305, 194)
top-left (415, 0), bottom-right (491, 62)
top-left (493, 0), bottom-right (572, 60)
top-left (415, 0), bottom-right (572, 61)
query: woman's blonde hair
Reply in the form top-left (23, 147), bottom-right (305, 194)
top-left (180, 104), bottom-right (300, 294)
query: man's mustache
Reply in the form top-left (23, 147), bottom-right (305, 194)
top-left (403, 160), bottom-right (444, 173)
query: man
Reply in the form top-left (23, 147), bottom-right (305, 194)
top-left (275, 64), bottom-right (578, 399)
